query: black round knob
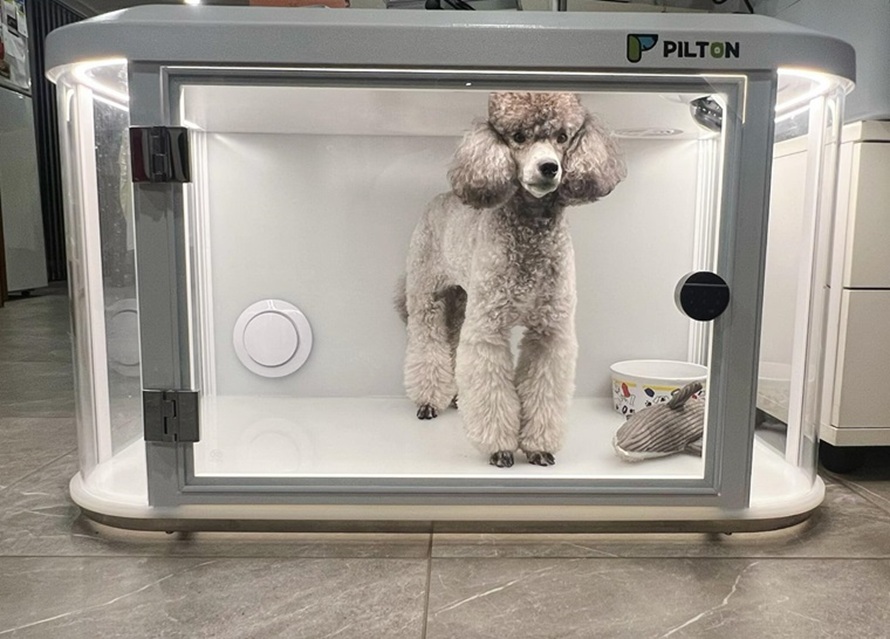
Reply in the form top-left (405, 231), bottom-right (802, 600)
top-left (675, 271), bottom-right (730, 321)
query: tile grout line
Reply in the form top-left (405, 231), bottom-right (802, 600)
top-left (3, 553), bottom-right (890, 561)
top-left (418, 554), bottom-right (890, 561)
top-left (824, 472), bottom-right (890, 518)
top-left (0, 554), bottom-right (439, 561)
top-left (421, 533), bottom-right (433, 639)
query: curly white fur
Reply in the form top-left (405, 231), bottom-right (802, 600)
top-left (399, 92), bottom-right (626, 467)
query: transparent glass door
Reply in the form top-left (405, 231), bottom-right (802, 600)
top-left (138, 68), bottom-right (770, 507)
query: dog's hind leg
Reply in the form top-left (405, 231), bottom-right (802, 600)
top-left (515, 320), bottom-right (578, 466)
top-left (443, 286), bottom-right (466, 409)
top-left (404, 290), bottom-right (458, 420)
top-left (393, 274), bottom-right (409, 324)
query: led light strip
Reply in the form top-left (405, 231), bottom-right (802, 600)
top-left (775, 68), bottom-right (833, 116)
top-left (72, 58), bottom-right (129, 106)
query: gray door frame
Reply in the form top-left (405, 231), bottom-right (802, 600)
top-left (128, 65), bottom-right (776, 510)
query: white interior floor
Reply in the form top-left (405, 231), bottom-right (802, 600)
top-left (87, 396), bottom-right (811, 490)
top-left (191, 397), bottom-right (704, 479)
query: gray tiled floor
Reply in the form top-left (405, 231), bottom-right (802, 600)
top-left (2, 287), bottom-right (890, 638)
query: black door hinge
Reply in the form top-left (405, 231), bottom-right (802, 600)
top-left (143, 390), bottom-right (200, 443)
top-left (130, 126), bottom-right (191, 183)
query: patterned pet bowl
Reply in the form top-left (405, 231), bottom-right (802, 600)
top-left (610, 359), bottom-right (707, 416)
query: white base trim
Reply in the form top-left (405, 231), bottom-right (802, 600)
top-left (70, 435), bottom-right (824, 530)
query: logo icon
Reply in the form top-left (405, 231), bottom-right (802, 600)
top-left (627, 34), bottom-right (658, 63)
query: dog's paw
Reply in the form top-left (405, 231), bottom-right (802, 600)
top-left (450, 395), bottom-right (459, 409)
top-left (527, 451), bottom-right (556, 467)
top-left (416, 404), bottom-right (438, 420)
top-left (489, 451), bottom-right (514, 468)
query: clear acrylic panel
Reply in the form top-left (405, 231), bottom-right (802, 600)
top-left (55, 60), bottom-right (141, 480)
top-left (57, 74), bottom-right (99, 479)
top-left (92, 79), bottom-right (142, 458)
top-left (176, 75), bottom-right (743, 484)
top-left (759, 70), bottom-right (850, 481)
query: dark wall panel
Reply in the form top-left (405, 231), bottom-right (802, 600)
top-left (27, 0), bottom-right (85, 282)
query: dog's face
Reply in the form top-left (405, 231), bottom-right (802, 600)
top-left (448, 92), bottom-right (626, 210)
top-left (487, 92), bottom-right (587, 199)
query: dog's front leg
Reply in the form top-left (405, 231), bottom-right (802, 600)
top-left (515, 312), bottom-right (578, 466)
top-left (455, 301), bottom-right (521, 468)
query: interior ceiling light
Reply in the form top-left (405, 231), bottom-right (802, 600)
top-left (613, 128), bottom-right (683, 138)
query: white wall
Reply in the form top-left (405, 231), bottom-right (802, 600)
top-left (197, 133), bottom-right (701, 399)
top-left (758, 141), bottom-right (806, 397)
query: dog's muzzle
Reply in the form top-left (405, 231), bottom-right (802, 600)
top-left (520, 142), bottom-right (562, 198)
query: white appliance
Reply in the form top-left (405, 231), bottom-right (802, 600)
top-left (817, 121), bottom-right (890, 470)
top-left (0, 82), bottom-right (47, 294)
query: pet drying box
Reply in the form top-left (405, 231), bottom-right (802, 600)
top-left (46, 7), bottom-right (854, 532)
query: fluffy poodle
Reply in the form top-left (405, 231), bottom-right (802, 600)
top-left (398, 92), bottom-right (626, 468)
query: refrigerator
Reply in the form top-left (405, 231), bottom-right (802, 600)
top-left (0, 0), bottom-right (47, 294)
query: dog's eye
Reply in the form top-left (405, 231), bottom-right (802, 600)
top-left (512, 131), bottom-right (527, 144)
top-left (556, 131), bottom-right (568, 144)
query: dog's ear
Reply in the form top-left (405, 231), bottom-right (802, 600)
top-left (559, 115), bottom-right (627, 205)
top-left (448, 121), bottom-right (516, 209)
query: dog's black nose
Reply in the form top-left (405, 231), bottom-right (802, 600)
top-left (539, 162), bottom-right (559, 179)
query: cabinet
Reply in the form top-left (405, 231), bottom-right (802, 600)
top-left (821, 122), bottom-right (890, 447)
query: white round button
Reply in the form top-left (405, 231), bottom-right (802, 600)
top-left (106, 298), bottom-right (141, 377)
top-left (233, 300), bottom-right (313, 378)
top-left (108, 307), bottom-right (141, 366)
top-left (243, 312), bottom-right (299, 367)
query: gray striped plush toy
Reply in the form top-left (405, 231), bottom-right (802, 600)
top-left (612, 382), bottom-right (704, 462)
